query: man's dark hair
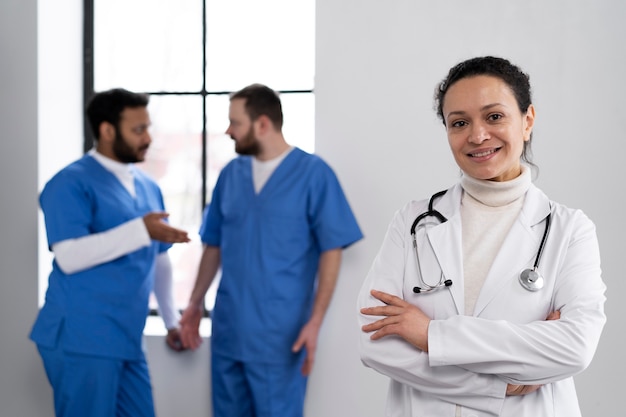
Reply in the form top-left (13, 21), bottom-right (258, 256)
top-left (230, 84), bottom-right (283, 130)
top-left (86, 88), bottom-right (149, 140)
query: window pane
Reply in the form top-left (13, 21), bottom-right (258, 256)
top-left (205, 0), bottom-right (315, 91)
top-left (140, 95), bottom-right (205, 310)
top-left (281, 93), bottom-right (315, 154)
top-left (94, 0), bottom-right (204, 92)
top-left (206, 94), bottom-right (237, 201)
top-left (86, 0), bottom-right (316, 320)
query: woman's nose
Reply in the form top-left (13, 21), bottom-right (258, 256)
top-left (470, 123), bottom-right (490, 143)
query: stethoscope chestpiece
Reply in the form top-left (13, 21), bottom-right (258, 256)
top-left (519, 268), bottom-right (544, 292)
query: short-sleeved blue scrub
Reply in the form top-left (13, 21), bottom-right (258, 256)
top-left (201, 148), bottom-right (363, 364)
top-left (31, 155), bottom-right (170, 359)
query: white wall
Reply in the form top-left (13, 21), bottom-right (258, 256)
top-left (3, 1), bottom-right (624, 416)
top-left (0, 0), bottom-right (51, 416)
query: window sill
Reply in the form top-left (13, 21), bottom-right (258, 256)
top-left (143, 315), bottom-right (212, 338)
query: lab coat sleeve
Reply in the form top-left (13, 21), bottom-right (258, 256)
top-left (428, 208), bottom-right (606, 385)
top-left (358, 206), bottom-right (506, 414)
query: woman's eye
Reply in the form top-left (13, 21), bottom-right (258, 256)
top-left (451, 120), bottom-right (467, 128)
top-left (488, 114), bottom-right (503, 121)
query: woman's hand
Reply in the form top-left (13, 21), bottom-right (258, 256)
top-left (360, 289), bottom-right (431, 351)
top-left (506, 384), bottom-right (543, 396)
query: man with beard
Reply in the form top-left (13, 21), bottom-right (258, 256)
top-left (180, 84), bottom-right (363, 417)
top-left (30, 88), bottom-right (190, 417)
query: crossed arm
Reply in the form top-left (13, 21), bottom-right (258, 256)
top-left (360, 289), bottom-right (560, 396)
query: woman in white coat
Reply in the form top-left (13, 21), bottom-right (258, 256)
top-left (358, 56), bottom-right (606, 417)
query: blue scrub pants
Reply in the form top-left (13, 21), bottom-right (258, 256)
top-left (37, 341), bottom-right (155, 417)
top-left (211, 352), bottom-right (307, 417)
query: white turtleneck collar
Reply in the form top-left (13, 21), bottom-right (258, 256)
top-left (460, 164), bottom-right (532, 207)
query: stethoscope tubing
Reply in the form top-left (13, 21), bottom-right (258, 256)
top-left (411, 190), bottom-right (552, 294)
top-left (411, 190), bottom-right (450, 294)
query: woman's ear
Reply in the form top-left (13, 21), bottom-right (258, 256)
top-left (523, 104), bottom-right (536, 142)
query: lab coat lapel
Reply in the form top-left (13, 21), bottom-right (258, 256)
top-left (426, 184), bottom-right (465, 315)
top-left (472, 185), bottom-right (552, 316)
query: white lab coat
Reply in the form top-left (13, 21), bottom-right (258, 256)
top-left (357, 183), bottom-right (606, 417)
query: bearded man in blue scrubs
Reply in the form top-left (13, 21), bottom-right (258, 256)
top-left (30, 88), bottom-right (191, 417)
top-left (180, 84), bottom-right (363, 417)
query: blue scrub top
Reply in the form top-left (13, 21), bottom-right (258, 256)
top-left (201, 148), bottom-right (363, 364)
top-left (30, 155), bottom-right (170, 360)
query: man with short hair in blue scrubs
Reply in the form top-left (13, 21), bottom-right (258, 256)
top-left (30, 88), bottom-right (191, 417)
top-left (180, 83), bottom-right (363, 417)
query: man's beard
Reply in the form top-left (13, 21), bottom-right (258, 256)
top-left (234, 126), bottom-right (261, 156)
top-left (113, 126), bottom-right (148, 163)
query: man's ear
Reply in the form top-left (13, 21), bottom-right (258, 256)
top-left (99, 121), bottom-right (116, 143)
top-left (255, 115), bottom-right (273, 136)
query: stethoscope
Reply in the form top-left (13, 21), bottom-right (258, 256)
top-left (410, 190), bottom-right (552, 294)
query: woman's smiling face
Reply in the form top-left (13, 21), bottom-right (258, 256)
top-left (442, 75), bottom-right (535, 182)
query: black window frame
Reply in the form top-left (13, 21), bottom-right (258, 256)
top-left (83, 0), bottom-right (314, 318)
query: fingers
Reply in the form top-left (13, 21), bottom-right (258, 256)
top-left (545, 310), bottom-right (561, 321)
top-left (368, 325), bottom-right (396, 341)
top-left (360, 304), bottom-right (404, 318)
top-left (361, 315), bottom-right (402, 342)
top-left (179, 307), bottom-right (203, 350)
top-left (360, 289), bottom-right (411, 335)
top-left (506, 383), bottom-right (543, 396)
top-left (360, 290), bottom-right (431, 350)
top-left (360, 289), bottom-right (407, 318)
top-left (361, 316), bottom-right (394, 333)
top-left (180, 327), bottom-right (202, 350)
top-left (297, 339), bottom-right (315, 376)
top-left (143, 212), bottom-right (169, 223)
top-left (292, 337), bottom-right (303, 353)
top-left (370, 289), bottom-right (406, 306)
top-left (161, 225), bottom-right (191, 243)
top-left (165, 329), bottom-right (186, 352)
top-left (143, 212), bottom-right (191, 243)
top-left (301, 354), bottom-right (314, 376)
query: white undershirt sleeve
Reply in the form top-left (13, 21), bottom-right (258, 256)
top-left (52, 217), bottom-right (151, 274)
top-left (153, 252), bottom-right (181, 330)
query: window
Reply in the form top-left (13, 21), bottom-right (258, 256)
top-left (86, 0), bottom-right (315, 314)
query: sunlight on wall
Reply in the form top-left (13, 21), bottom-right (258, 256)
top-left (37, 0), bottom-right (83, 305)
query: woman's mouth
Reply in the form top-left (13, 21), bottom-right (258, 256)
top-left (469, 148), bottom-right (499, 158)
